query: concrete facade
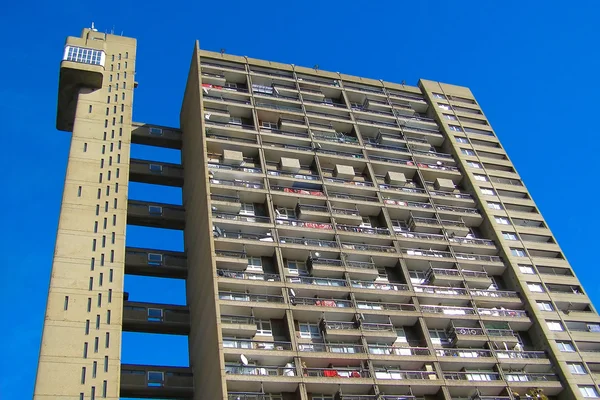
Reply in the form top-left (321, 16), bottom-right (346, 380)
top-left (34, 28), bottom-right (600, 400)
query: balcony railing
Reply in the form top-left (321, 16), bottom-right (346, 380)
top-left (478, 308), bottom-right (527, 318)
top-left (279, 236), bottom-right (338, 247)
top-left (469, 289), bottom-right (518, 298)
top-left (218, 292), bottom-right (284, 303)
top-left (211, 178), bottom-right (265, 189)
top-left (305, 368), bottom-right (369, 378)
top-left (213, 212), bottom-right (270, 223)
top-left (351, 280), bottom-right (409, 291)
top-left (336, 224), bottom-right (390, 235)
top-left (436, 348), bottom-right (492, 358)
top-left (208, 162), bottom-right (262, 173)
top-left (495, 350), bottom-right (547, 359)
top-left (384, 198), bottom-right (433, 209)
top-left (379, 183), bottom-right (427, 195)
top-left (486, 328), bottom-right (516, 338)
top-left (329, 192), bottom-right (380, 203)
top-left (260, 127), bottom-right (309, 138)
top-left (455, 253), bottom-right (502, 263)
top-left (436, 205), bottom-right (480, 215)
top-left (293, 297), bottom-right (353, 308)
top-left (223, 339), bottom-right (292, 351)
top-left (429, 190), bottom-right (472, 200)
top-left (324, 177), bottom-right (375, 187)
top-left (221, 315), bottom-right (255, 325)
top-left (217, 269), bottom-right (281, 282)
top-left (324, 320), bottom-right (359, 330)
top-left (276, 218), bottom-right (333, 230)
top-left (215, 249), bottom-right (247, 259)
top-left (270, 185), bottom-right (325, 197)
top-left (217, 231), bottom-right (274, 242)
top-left (298, 204), bottom-right (329, 213)
top-left (370, 155), bottom-right (414, 166)
top-left (504, 372), bottom-right (558, 381)
top-left (421, 305), bottom-right (477, 315)
top-left (401, 248), bottom-right (454, 259)
top-left (311, 257), bottom-right (344, 267)
top-left (375, 370), bottom-right (437, 380)
top-left (287, 276), bottom-right (347, 287)
top-left (368, 345), bottom-right (430, 356)
top-left (225, 364), bottom-right (296, 376)
top-left (414, 285), bottom-right (468, 296)
top-left (342, 242), bottom-right (396, 253)
top-left (361, 322), bottom-right (395, 332)
top-left (449, 237), bottom-right (495, 246)
top-left (356, 301), bottom-right (417, 312)
top-left (299, 342), bottom-right (365, 353)
top-left (345, 260), bottom-right (377, 270)
top-left (449, 326), bottom-right (485, 336)
top-left (211, 193), bottom-right (240, 203)
top-left (267, 170), bottom-right (320, 181)
top-left (444, 371), bottom-right (500, 381)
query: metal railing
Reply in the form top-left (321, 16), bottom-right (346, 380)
top-left (279, 236), bottom-right (338, 247)
top-left (217, 270), bottom-right (281, 282)
top-left (477, 308), bottom-right (527, 318)
top-left (213, 212), bottom-right (270, 223)
top-left (211, 178), bottom-right (265, 189)
top-left (455, 253), bottom-right (502, 263)
top-left (469, 289), bottom-right (518, 298)
top-left (324, 177), bottom-right (375, 187)
top-left (211, 193), bottom-right (241, 203)
top-left (361, 322), bottom-right (395, 332)
top-left (287, 276), bottom-right (347, 287)
top-left (421, 305), bottom-right (477, 315)
top-left (305, 367), bottom-right (369, 378)
top-left (218, 292), bottom-right (284, 303)
top-left (375, 370), bottom-right (438, 380)
top-left (449, 236), bottom-right (495, 246)
top-left (217, 231), bottom-right (274, 241)
top-left (336, 224), bottom-right (390, 235)
top-left (299, 342), bottom-right (365, 353)
top-left (495, 350), bottom-right (546, 359)
top-left (436, 205), bottom-right (480, 215)
top-left (215, 249), bottom-right (247, 259)
top-left (293, 297), bottom-right (353, 308)
top-left (414, 285), bottom-right (468, 296)
top-left (444, 371), bottom-right (500, 381)
top-left (356, 301), bottom-right (417, 312)
top-left (270, 185), bottom-right (325, 196)
top-left (223, 339), bottom-right (292, 350)
top-left (429, 190), bottom-right (472, 199)
top-left (368, 345), bottom-right (430, 356)
top-left (436, 348), bottom-right (492, 358)
top-left (370, 155), bottom-right (414, 166)
top-left (324, 320), bottom-right (359, 330)
top-left (225, 364), bottom-right (296, 376)
top-left (342, 242), bottom-right (396, 253)
top-left (276, 218), bottom-right (333, 230)
top-left (220, 315), bottom-right (255, 325)
top-left (329, 192), bottom-right (380, 202)
top-left (267, 169), bottom-right (321, 181)
top-left (311, 258), bottom-right (344, 267)
top-left (449, 326), bottom-right (485, 336)
top-left (351, 280), bottom-right (409, 291)
top-left (208, 162), bottom-right (262, 173)
top-left (346, 260), bottom-right (377, 270)
top-left (401, 248), bottom-right (454, 259)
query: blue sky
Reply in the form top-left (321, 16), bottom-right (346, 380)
top-left (1, 0), bottom-right (599, 398)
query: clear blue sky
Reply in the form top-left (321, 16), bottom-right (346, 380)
top-left (1, 1), bottom-right (599, 398)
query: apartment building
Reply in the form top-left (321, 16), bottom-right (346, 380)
top-left (34, 27), bottom-right (600, 400)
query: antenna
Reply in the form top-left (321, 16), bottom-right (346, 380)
top-left (220, 48), bottom-right (226, 55)
top-left (90, 22), bottom-right (98, 32)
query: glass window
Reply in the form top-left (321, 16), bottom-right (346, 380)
top-left (149, 127), bottom-right (163, 135)
top-left (503, 232), bottom-right (517, 240)
top-left (275, 207), bottom-right (295, 219)
top-left (239, 203), bottom-right (255, 215)
top-left (537, 301), bottom-right (554, 311)
top-left (580, 386), bottom-right (599, 398)
top-left (299, 322), bottom-right (320, 338)
top-left (148, 206), bottom-right (163, 215)
top-left (443, 114), bottom-right (458, 120)
top-left (148, 308), bottom-right (163, 322)
top-left (455, 136), bottom-right (468, 144)
top-left (519, 265), bottom-right (535, 274)
top-left (147, 371), bottom-right (164, 387)
top-left (429, 329), bottom-right (448, 345)
top-left (474, 174), bottom-right (488, 181)
top-left (511, 248), bottom-right (526, 257)
top-left (495, 216), bottom-right (509, 225)
top-left (546, 321), bottom-right (563, 331)
top-left (256, 319), bottom-right (272, 335)
top-left (229, 116), bottom-right (242, 125)
top-left (64, 46), bottom-right (105, 66)
top-left (449, 125), bottom-right (463, 132)
top-left (481, 188), bottom-right (495, 196)
top-left (467, 161), bottom-right (482, 168)
top-left (148, 253), bottom-right (163, 265)
top-left (438, 103), bottom-right (451, 110)
top-left (462, 149), bottom-right (476, 156)
top-left (528, 283), bottom-right (544, 293)
top-left (149, 164), bottom-right (163, 173)
top-left (557, 341), bottom-right (575, 352)
top-left (433, 92), bottom-right (446, 99)
top-left (568, 363), bottom-right (587, 375)
top-left (487, 202), bottom-right (502, 210)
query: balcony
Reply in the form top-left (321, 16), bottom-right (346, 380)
top-left (211, 178), bottom-right (265, 191)
top-left (448, 326), bottom-right (488, 346)
top-left (421, 305), bottom-right (478, 318)
top-left (214, 249), bottom-right (248, 270)
top-left (122, 301), bottom-right (189, 335)
top-left (307, 257), bottom-right (344, 277)
top-left (374, 369), bottom-right (439, 382)
top-left (120, 364), bottom-right (193, 399)
top-left (211, 193), bottom-right (242, 213)
top-left (270, 184), bottom-right (325, 198)
top-left (127, 200), bottom-right (185, 230)
top-left (129, 159), bottom-right (184, 187)
top-left (454, 253), bottom-right (503, 267)
top-left (218, 269), bottom-right (281, 283)
top-left (125, 247), bottom-right (187, 279)
top-left (304, 367), bottom-right (370, 379)
top-left (208, 162), bottom-right (263, 180)
top-left (221, 315), bottom-right (258, 336)
top-left (321, 320), bottom-right (362, 341)
top-left (223, 338), bottom-right (293, 352)
top-left (131, 123), bottom-right (182, 149)
top-left (341, 242), bottom-right (396, 254)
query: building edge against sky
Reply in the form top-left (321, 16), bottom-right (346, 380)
top-left (34, 26), bottom-right (600, 400)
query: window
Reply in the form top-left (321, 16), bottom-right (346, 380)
top-left (256, 319), bottom-right (272, 335)
top-left (546, 321), bottom-right (563, 331)
top-left (432, 92), bottom-right (446, 99)
top-left (462, 148), bottom-right (476, 156)
top-left (429, 329), bottom-right (449, 345)
top-left (557, 341), bottom-right (575, 352)
top-left (287, 260), bottom-right (307, 275)
top-left (467, 161), bottom-right (482, 169)
top-left (239, 203), bottom-right (255, 216)
top-left (465, 126), bottom-right (494, 136)
top-left (455, 136), bottom-right (468, 144)
top-left (275, 207), bottom-right (294, 219)
top-left (64, 46), bottom-right (105, 66)
top-left (502, 232), bottom-right (517, 240)
top-left (438, 103), bottom-right (451, 110)
top-left (519, 265), bottom-right (535, 274)
top-left (473, 174), bottom-right (488, 182)
top-left (246, 256), bottom-right (262, 270)
top-left (102, 380), bottom-right (107, 397)
top-left (149, 206), bottom-right (163, 215)
top-left (253, 84), bottom-right (274, 95)
top-left (568, 363), bottom-right (587, 375)
top-left (360, 217), bottom-right (372, 227)
top-left (495, 216), bottom-right (509, 225)
top-left (261, 120), bottom-right (278, 129)
top-left (443, 114), bottom-right (458, 120)
top-left (92, 361), bottom-right (97, 378)
top-left (64, 296), bottom-right (69, 310)
top-left (149, 163), bottom-right (163, 173)
top-left (149, 127), bottom-right (163, 135)
top-left (537, 301), bottom-right (554, 311)
top-left (449, 125), bottom-right (463, 132)
top-left (580, 386), bottom-right (599, 398)
top-left (148, 253), bottom-right (163, 265)
top-left (487, 202), bottom-right (502, 210)
top-left (229, 116), bottom-right (242, 125)
top-left (299, 322), bottom-right (321, 338)
top-left (511, 248), bottom-right (526, 257)
top-left (528, 283), bottom-right (544, 293)
top-left (147, 371), bottom-right (164, 387)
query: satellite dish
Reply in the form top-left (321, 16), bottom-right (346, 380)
top-left (240, 354), bottom-right (249, 366)
top-left (289, 289), bottom-right (296, 297)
